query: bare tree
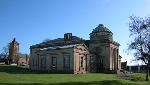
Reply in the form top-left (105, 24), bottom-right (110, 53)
top-left (1, 44), bottom-right (9, 59)
top-left (128, 15), bottom-right (150, 81)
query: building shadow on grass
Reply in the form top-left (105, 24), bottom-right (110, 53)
top-left (0, 80), bottom-right (137, 85)
top-left (0, 65), bottom-right (119, 74)
top-left (0, 65), bottom-right (33, 74)
top-left (0, 65), bottom-right (72, 74)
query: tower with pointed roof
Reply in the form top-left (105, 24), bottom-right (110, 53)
top-left (9, 38), bottom-right (19, 63)
top-left (89, 24), bottom-right (121, 73)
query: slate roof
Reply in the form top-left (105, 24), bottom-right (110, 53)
top-left (43, 36), bottom-right (84, 43)
top-left (31, 36), bottom-right (86, 48)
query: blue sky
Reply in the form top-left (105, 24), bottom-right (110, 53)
top-left (0, 0), bottom-right (150, 65)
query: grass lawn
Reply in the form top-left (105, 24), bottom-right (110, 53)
top-left (131, 73), bottom-right (147, 81)
top-left (0, 65), bottom-right (150, 85)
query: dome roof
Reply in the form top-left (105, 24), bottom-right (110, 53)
top-left (89, 24), bottom-right (113, 40)
top-left (91, 24), bottom-right (112, 33)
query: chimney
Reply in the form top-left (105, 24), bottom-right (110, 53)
top-left (64, 33), bottom-right (72, 40)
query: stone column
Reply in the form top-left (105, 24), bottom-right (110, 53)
top-left (114, 48), bottom-right (118, 71)
top-left (112, 48), bottom-right (114, 70)
top-left (117, 49), bottom-right (120, 70)
top-left (113, 49), bottom-right (116, 70)
top-left (117, 49), bottom-right (118, 70)
top-left (110, 47), bottom-right (113, 70)
top-left (115, 49), bottom-right (118, 70)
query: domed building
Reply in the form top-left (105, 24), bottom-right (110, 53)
top-left (29, 24), bottom-right (121, 74)
top-left (89, 24), bottom-right (121, 73)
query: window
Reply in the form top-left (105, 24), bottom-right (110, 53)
top-left (52, 57), bottom-right (57, 69)
top-left (64, 56), bottom-right (69, 68)
top-left (41, 57), bottom-right (46, 65)
top-left (99, 58), bottom-right (103, 69)
top-left (41, 57), bottom-right (46, 69)
top-left (81, 57), bottom-right (83, 67)
top-left (32, 58), bottom-right (34, 66)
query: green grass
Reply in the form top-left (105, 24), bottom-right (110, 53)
top-left (0, 65), bottom-right (150, 85)
top-left (131, 73), bottom-right (146, 81)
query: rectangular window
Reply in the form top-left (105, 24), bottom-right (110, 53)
top-left (52, 57), bottom-right (57, 69)
top-left (81, 57), bottom-right (83, 67)
top-left (41, 57), bottom-right (46, 69)
top-left (32, 58), bottom-right (34, 66)
top-left (42, 57), bottom-right (46, 65)
top-left (64, 56), bottom-right (69, 68)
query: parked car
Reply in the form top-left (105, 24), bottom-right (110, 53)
top-left (10, 63), bottom-right (17, 66)
top-left (22, 63), bottom-right (28, 66)
top-left (0, 62), bottom-right (5, 65)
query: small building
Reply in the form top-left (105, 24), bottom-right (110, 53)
top-left (18, 53), bottom-right (29, 65)
top-left (127, 65), bottom-right (147, 73)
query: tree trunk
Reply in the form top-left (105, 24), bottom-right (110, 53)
top-left (146, 61), bottom-right (150, 81)
top-left (146, 70), bottom-right (149, 81)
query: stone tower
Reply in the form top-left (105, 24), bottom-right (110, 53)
top-left (89, 24), bottom-right (121, 73)
top-left (9, 38), bottom-right (19, 64)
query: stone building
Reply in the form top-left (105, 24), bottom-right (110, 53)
top-left (89, 24), bottom-right (121, 73)
top-left (18, 53), bottom-right (30, 65)
top-left (30, 24), bottom-right (121, 74)
top-left (9, 38), bottom-right (29, 65)
top-left (30, 34), bottom-right (90, 74)
top-left (30, 44), bottom-right (90, 74)
top-left (9, 38), bottom-right (19, 64)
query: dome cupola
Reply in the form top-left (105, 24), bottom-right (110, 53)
top-left (90, 24), bottom-right (113, 41)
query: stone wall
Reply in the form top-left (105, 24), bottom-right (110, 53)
top-left (30, 47), bottom-right (74, 73)
top-left (30, 44), bottom-right (90, 74)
